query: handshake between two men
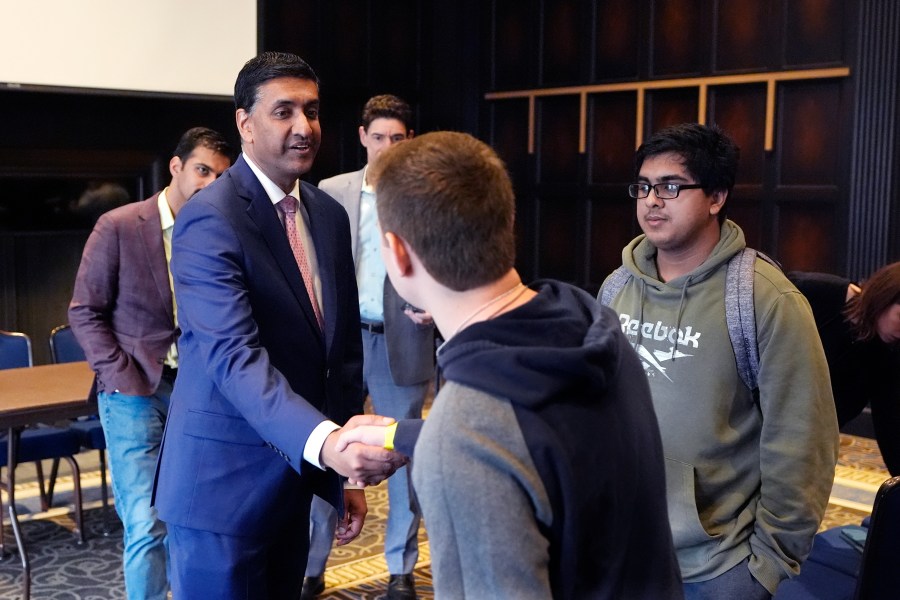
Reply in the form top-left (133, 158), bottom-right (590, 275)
top-left (318, 415), bottom-right (411, 546)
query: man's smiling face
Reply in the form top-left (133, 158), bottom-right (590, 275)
top-left (237, 76), bottom-right (321, 192)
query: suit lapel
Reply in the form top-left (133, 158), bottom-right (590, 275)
top-left (137, 195), bottom-right (175, 323)
top-left (236, 158), bottom-right (324, 344)
top-left (337, 169), bottom-right (364, 267)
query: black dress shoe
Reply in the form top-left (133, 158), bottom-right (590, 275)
top-left (299, 575), bottom-right (325, 600)
top-left (386, 573), bottom-right (417, 600)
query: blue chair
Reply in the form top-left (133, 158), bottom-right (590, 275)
top-left (775, 475), bottom-right (900, 600)
top-left (854, 475), bottom-right (900, 599)
top-left (0, 330), bottom-right (32, 369)
top-left (48, 325), bottom-right (86, 364)
top-left (775, 527), bottom-right (862, 599)
top-left (49, 324), bottom-right (111, 534)
top-left (0, 330), bottom-right (85, 554)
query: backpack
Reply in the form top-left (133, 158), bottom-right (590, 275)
top-left (598, 247), bottom-right (780, 391)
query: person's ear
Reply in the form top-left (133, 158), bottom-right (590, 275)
top-left (710, 189), bottom-right (728, 216)
top-left (406, 129), bottom-right (414, 140)
top-left (236, 109), bottom-right (253, 144)
top-left (358, 125), bottom-right (368, 147)
top-left (169, 156), bottom-right (183, 178)
top-left (384, 231), bottom-right (414, 276)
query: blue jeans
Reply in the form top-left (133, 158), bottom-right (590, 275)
top-left (683, 557), bottom-right (772, 600)
top-left (99, 379), bottom-right (171, 600)
top-left (307, 329), bottom-right (428, 576)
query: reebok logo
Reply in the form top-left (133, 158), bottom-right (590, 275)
top-left (619, 314), bottom-right (702, 347)
top-left (618, 314), bottom-right (702, 381)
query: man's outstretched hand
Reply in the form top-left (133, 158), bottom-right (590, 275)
top-left (335, 423), bottom-right (392, 452)
top-left (320, 415), bottom-right (407, 486)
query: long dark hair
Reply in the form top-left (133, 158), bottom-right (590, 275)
top-left (845, 262), bottom-right (900, 342)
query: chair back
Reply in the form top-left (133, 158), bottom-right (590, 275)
top-left (855, 475), bottom-right (900, 599)
top-left (0, 330), bottom-right (33, 369)
top-left (49, 324), bottom-right (86, 364)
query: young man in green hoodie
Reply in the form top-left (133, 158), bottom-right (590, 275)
top-left (600, 123), bottom-right (839, 599)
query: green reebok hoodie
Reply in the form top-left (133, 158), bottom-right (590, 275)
top-left (605, 219), bottom-right (839, 594)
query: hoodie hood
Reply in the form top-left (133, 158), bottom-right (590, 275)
top-left (618, 219), bottom-right (747, 358)
top-left (623, 218), bottom-right (746, 288)
top-left (438, 280), bottom-right (623, 409)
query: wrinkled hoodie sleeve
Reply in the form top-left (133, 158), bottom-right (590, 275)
top-left (749, 264), bottom-right (839, 593)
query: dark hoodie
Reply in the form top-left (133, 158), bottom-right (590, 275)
top-left (407, 280), bottom-right (682, 600)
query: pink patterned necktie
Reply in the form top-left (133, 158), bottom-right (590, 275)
top-left (278, 195), bottom-right (324, 330)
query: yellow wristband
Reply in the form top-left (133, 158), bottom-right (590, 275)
top-left (384, 422), bottom-right (398, 450)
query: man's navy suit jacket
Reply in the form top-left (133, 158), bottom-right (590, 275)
top-left (153, 155), bottom-right (364, 538)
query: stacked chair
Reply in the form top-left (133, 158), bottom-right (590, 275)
top-left (0, 330), bottom-right (85, 555)
top-left (48, 324), bottom-right (111, 535)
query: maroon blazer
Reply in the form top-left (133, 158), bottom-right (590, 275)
top-left (69, 193), bottom-right (177, 396)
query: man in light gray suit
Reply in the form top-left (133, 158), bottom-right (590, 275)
top-left (301, 95), bottom-right (434, 600)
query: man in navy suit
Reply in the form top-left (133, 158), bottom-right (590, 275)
top-left (70, 126), bottom-right (232, 600)
top-left (153, 52), bottom-right (405, 599)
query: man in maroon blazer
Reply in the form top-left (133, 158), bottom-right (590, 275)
top-left (68, 127), bottom-right (232, 600)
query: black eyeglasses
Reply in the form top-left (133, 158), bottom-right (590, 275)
top-left (628, 182), bottom-right (704, 199)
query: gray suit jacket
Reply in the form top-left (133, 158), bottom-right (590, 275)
top-left (319, 167), bottom-right (434, 386)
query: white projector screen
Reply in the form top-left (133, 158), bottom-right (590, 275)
top-left (0, 0), bottom-right (257, 98)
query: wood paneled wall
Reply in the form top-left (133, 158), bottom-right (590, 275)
top-left (847, 1), bottom-right (900, 278)
top-left (260, 0), bottom-right (432, 182)
top-left (259, 0), bottom-right (484, 183)
top-left (485, 0), bottom-right (898, 290)
top-left (2, 0), bottom-right (897, 362)
top-left (0, 90), bottom-right (236, 363)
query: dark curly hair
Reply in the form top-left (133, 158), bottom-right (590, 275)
top-left (635, 123), bottom-right (740, 223)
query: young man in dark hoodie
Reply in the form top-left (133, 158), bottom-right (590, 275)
top-left (337, 131), bottom-right (683, 599)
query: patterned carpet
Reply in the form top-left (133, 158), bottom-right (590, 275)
top-left (0, 507), bottom-right (123, 600)
top-left (0, 434), bottom-right (890, 599)
top-left (820, 434), bottom-right (891, 531)
top-left (308, 484), bottom-right (433, 600)
top-left (0, 477), bottom-right (430, 599)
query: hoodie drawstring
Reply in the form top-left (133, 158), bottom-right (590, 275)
top-left (634, 278), bottom-right (647, 351)
top-left (671, 276), bottom-right (691, 360)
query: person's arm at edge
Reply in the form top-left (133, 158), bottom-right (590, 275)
top-left (68, 213), bottom-right (133, 384)
top-left (336, 418), bottom-right (423, 456)
top-left (748, 276), bottom-right (839, 594)
top-left (417, 391), bottom-right (552, 598)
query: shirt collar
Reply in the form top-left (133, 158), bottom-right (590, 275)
top-left (243, 153), bottom-right (301, 204)
top-left (361, 164), bottom-right (375, 194)
top-left (157, 188), bottom-right (175, 230)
